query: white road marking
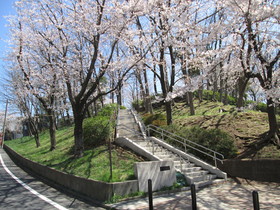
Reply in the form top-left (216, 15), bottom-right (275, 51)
top-left (0, 154), bottom-right (68, 210)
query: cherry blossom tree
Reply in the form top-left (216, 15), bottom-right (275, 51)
top-left (58, 0), bottom-right (150, 156)
top-left (7, 0), bottom-right (69, 150)
top-left (217, 0), bottom-right (280, 144)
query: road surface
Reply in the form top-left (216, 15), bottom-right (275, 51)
top-left (0, 148), bottom-right (107, 210)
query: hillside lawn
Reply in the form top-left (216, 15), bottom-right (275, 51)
top-left (143, 100), bottom-right (280, 159)
top-left (5, 126), bottom-right (144, 182)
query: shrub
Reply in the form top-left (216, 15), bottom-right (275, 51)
top-left (159, 125), bottom-right (237, 161)
top-left (83, 104), bottom-right (117, 148)
top-left (97, 104), bottom-right (118, 116)
top-left (83, 116), bottom-right (113, 148)
top-left (132, 100), bottom-right (144, 111)
top-left (142, 113), bottom-right (167, 126)
top-left (227, 95), bottom-right (237, 105)
top-left (256, 102), bottom-right (267, 112)
top-left (185, 126), bottom-right (237, 159)
top-left (120, 105), bottom-right (126, 110)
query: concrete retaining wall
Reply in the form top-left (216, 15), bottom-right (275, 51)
top-left (4, 145), bottom-right (138, 202)
top-left (218, 159), bottom-right (280, 183)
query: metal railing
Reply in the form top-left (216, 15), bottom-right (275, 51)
top-left (146, 124), bottom-right (224, 167)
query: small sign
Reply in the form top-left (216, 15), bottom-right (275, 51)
top-left (160, 166), bottom-right (170, 171)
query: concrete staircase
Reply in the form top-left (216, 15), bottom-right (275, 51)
top-left (116, 109), bottom-right (227, 188)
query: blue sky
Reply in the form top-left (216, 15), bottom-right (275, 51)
top-left (0, 0), bottom-right (16, 111)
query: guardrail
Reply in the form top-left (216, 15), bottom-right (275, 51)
top-left (146, 124), bottom-right (224, 167)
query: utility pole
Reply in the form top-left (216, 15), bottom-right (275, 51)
top-left (1, 99), bottom-right (8, 148)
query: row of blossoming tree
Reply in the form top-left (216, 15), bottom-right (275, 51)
top-left (6, 0), bottom-right (279, 156)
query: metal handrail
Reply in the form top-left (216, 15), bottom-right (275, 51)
top-left (146, 124), bottom-right (224, 167)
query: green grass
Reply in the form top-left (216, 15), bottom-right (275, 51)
top-left (5, 126), bottom-right (143, 182)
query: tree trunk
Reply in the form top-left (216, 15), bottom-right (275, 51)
top-left (165, 101), bottom-right (172, 125)
top-left (181, 56), bottom-right (195, 115)
top-left (159, 48), bottom-right (172, 125)
top-left (153, 69), bottom-right (158, 95)
top-left (219, 79), bottom-right (224, 103)
top-left (47, 110), bottom-right (56, 151)
top-left (237, 77), bottom-right (249, 109)
top-left (213, 74), bottom-right (218, 101)
top-left (265, 98), bottom-right (280, 147)
top-left (74, 111), bottom-right (84, 157)
top-left (117, 93), bottom-right (122, 106)
top-left (188, 92), bottom-right (195, 115)
top-left (223, 84), bottom-right (229, 105)
top-left (184, 93), bottom-right (189, 105)
top-left (143, 69), bottom-right (153, 114)
top-left (267, 98), bottom-right (279, 133)
top-left (198, 87), bottom-right (203, 103)
top-left (29, 119), bottom-right (40, 147)
top-left (136, 70), bottom-right (146, 111)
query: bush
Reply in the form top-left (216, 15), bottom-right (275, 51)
top-left (142, 113), bottom-right (167, 127)
top-left (160, 125), bottom-right (237, 161)
top-left (227, 95), bottom-right (237, 105)
top-left (97, 104), bottom-right (118, 116)
top-left (256, 102), bottom-right (267, 112)
top-left (83, 104), bottom-right (117, 148)
top-left (132, 100), bottom-right (144, 111)
top-left (83, 116), bottom-right (113, 148)
top-left (120, 105), bottom-right (126, 109)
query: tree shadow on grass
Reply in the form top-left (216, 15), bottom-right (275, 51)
top-left (235, 132), bottom-right (272, 159)
top-left (84, 148), bottom-right (108, 179)
top-left (46, 147), bottom-right (108, 179)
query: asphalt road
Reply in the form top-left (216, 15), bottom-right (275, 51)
top-left (0, 148), bottom-right (107, 210)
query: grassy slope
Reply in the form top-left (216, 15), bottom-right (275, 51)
top-left (5, 126), bottom-right (144, 182)
top-left (149, 100), bottom-right (280, 159)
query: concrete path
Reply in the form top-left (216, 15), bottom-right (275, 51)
top-left (117, 109), bottom-right (141, 138)
top-left (111, 179), bottom-right (280, 209)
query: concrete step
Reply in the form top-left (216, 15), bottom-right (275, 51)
top-left (140, 145), bottom-right (169, 154)
top-left (194, 178), bottom-right (226, 188)
top-left (134, 141), bottom-right (153, 147)
top-left (184, 170), bottom-right (208, 177)
top-left (160, 157), bottom-right (182, 161)
top-left (174, 161), bottom-right (195, 168)
top-left (156, 154), bottom-right (175, 159)
top-left (178, 166), bottom-right (202, 173)
top-left (153, 151), bottom-right (170, 156)
top-left (186, 174), bottom-right (217, 183)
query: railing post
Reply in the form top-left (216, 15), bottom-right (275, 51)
top-left (252, 191), bottom-right (260, 210)
top-left (148, 179), bottom-right (153, 210)
top-left (180, 155), bottom-right (183, 171)
top-left (191, 184), bottom-right (197, 210)
top-left (152, 140), bottom-right (154, 155)
top-left (214, 152), bottom-right (217, 168)
top-left (161, 129), bottom-right (163, 141)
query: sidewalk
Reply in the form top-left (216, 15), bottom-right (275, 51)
top-left (110, 179), bottom-right (280, 209)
